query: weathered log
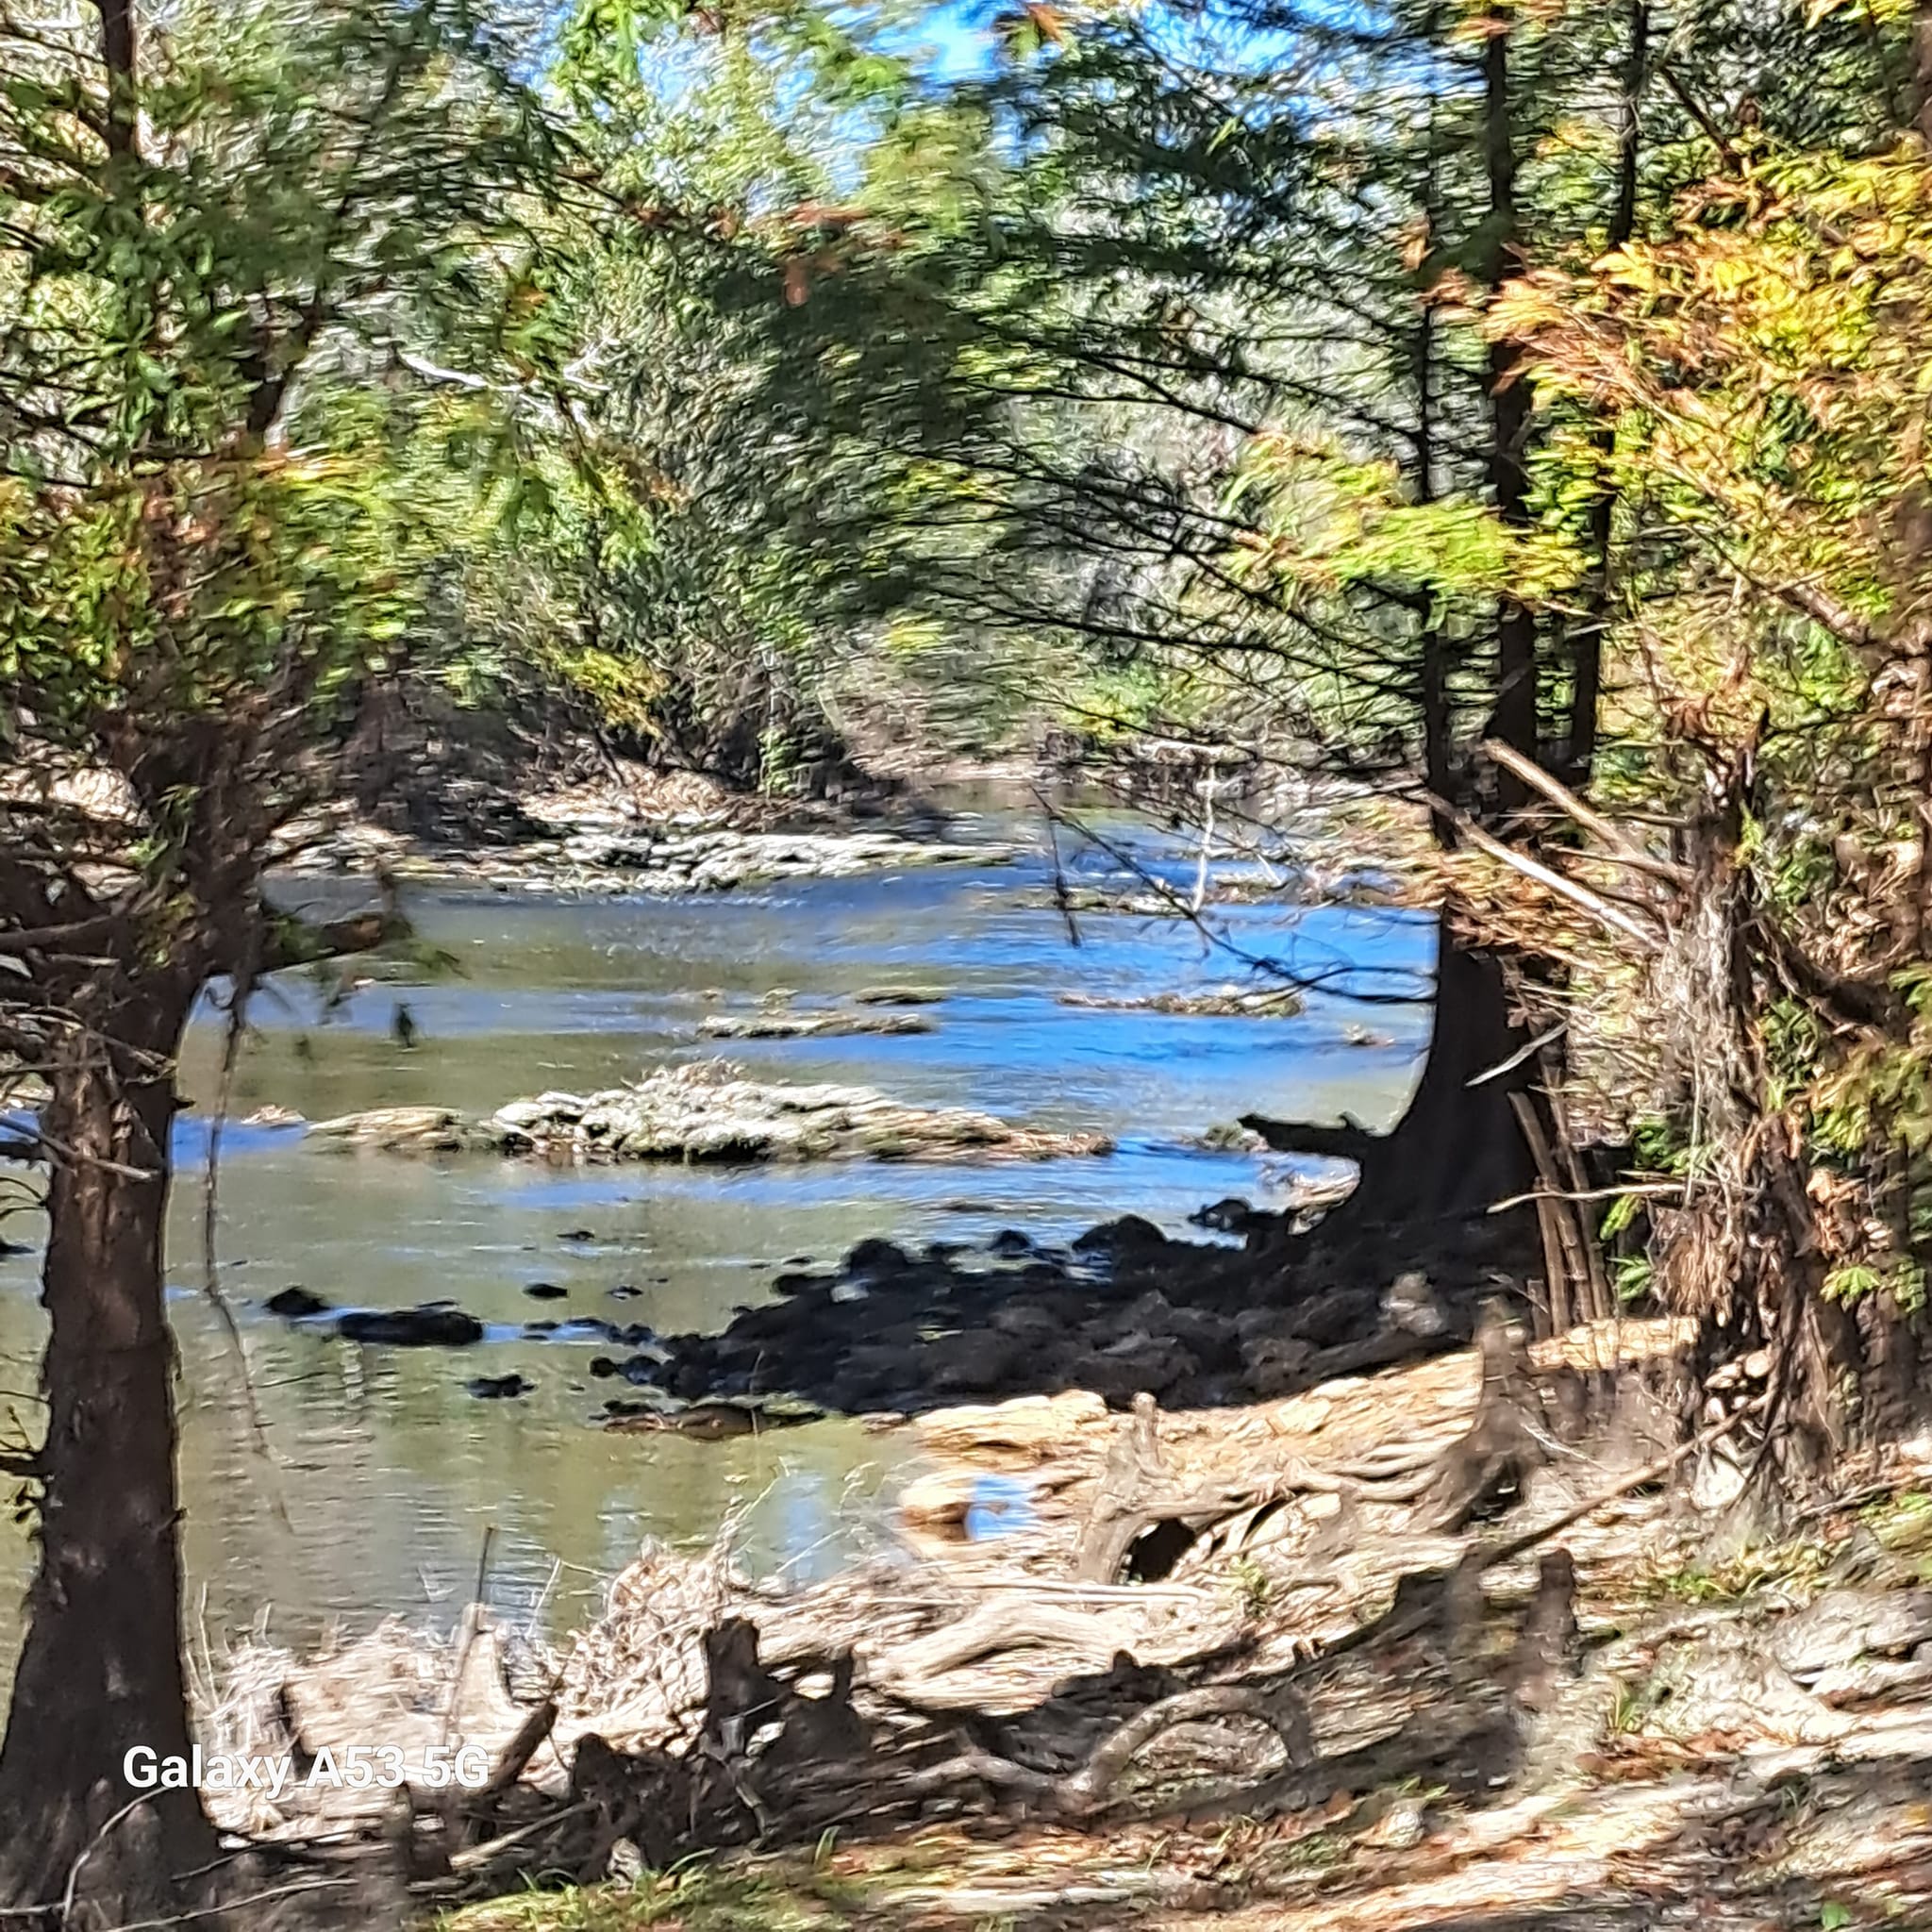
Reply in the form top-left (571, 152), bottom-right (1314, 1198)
top-left (1073, 1395), bottom-right (1277, 1584)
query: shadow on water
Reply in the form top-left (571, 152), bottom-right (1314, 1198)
top-left (0, 825), bottom-right (1430, 1672)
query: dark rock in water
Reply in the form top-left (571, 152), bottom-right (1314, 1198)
top-left (1073, 1214), bottom-right (1168, 1256)
top-left (525, 1281), bottom-right (569, 1301)
top-left (1191, 1196), bottom-right (1255, 1233)
top-left (560, 1228), bottom-right (598, 1243)
top-left (773, 1271), bottom-right (833, 1298)
top-left (924, 1241), bottom-right (970, 1264)
top-left (589, 1356), bottom-right (619, 1378)
top-left (606, 1398), bottom-right (820, 1440)
top-left (266, 1286), bottom-right (331, 1320)
top-left (843, 1238), bottom-right (913, 1280)
top-left (468, 1374), bottom-right (533, 1400)
top-left (988, 1228), bottom-right (1033, 1258)
top-left (608, 1284), bottom-right (641, 1301)
top-left (337, 1306), bottom-right (484, 1347)
top-left (524, 1320), bottom-right (560, 1336)
top-left (623, 1355), bottom-right (670, 1387)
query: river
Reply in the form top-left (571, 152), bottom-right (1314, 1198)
top-left (0, 820), bottom-right (1428, 1675)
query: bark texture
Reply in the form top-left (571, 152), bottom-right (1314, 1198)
top-left (0, 974), bottom-right (218, 1907)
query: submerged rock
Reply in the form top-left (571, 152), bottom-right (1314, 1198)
top-left (851, 985), bottom-right (948, 1006)
top-left (468, 1373), bottom-right (534, 1399)
top-left (316, 1061), bottom-right (1112, 1167)
top-left (265, 1286), bottom-right (331, 1320)
top-left (337, 1305), bottom-right (485, 1347)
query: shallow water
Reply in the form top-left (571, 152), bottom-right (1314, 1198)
top-left (0, 823), bottom-right (1428, 1672)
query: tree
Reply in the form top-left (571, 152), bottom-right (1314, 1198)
top-left (1502, 118), bottom-right (1932, 1469)
top-left (0, 0), bottom-right (562, 1899)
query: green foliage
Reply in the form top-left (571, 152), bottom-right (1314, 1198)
top-left (0, 0), bottom-right (564, 889)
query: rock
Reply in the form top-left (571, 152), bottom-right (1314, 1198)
top-left (242, 1106), bottom-right (306, 1129)
top-left (1058, 985), bottom-right (1304, 1018)
top-left (1241, 1333), bottom-right (1314, 1398)
top-left (525, 1281), bottom-right (570, 1301)
top-left (843, 1239), bottom-right (915, 1280)
top-left (927, 1327), bottom-right (1026, 1395)
top-left (987, 1228), bottom-right (1034, 1258)
top-left (608, 1284), bottom-right (641, 1300)
top-left (472, 1063), bottom-right (1112, 1167)
top-left (1382, 1270), bottom-right (1447, 1338)
top-left (306, 1107), bottom-right (504, 1154)
top-left (1191, 1196), bottom-right (1256, 1232)
top-left (560, 1227), bottom-right (599, 1242)
top-left (266, 1286), bottom-right (331, 1320)
top-left (337, 1306), bottom-right (485, 1347)
top-left (990, 1302), bottom-right (1063, 1346)
top-left (698, 1011), bottom-right (935, 1040)
top-left (851, 985), bottom-right (948, 1005)
top-left (1072, 1214), bottom-right (1168, 1256)
top-left (1066, 1332), bottom-right (1199, 1403)
top-left (606, 1399), bottom-right (819, 1440)
top-left (468, 1374), bottom-right (533, 1399)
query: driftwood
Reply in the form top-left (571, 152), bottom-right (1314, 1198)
top-left (207, 1319), bottom-right (1832, 1913)
top-left (1074, 1394), bottom-right (1274, 1583)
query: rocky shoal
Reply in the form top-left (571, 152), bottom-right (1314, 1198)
top-left (281, 822), bottom-right (1016, 895)
top-left (305, 1059), bottom-right (1110, 1163)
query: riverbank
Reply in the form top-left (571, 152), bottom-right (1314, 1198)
top-left (0, 835), bottom-right (1429, 1684)
top-left (175, 1314), bottom-right (1932, 1932)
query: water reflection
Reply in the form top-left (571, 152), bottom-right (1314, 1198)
top-left (0, 833), bottom-right (1428, 1674)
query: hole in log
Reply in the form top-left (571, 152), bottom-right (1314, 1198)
top-left (1124, 1518), bottom-right (1197, 1583)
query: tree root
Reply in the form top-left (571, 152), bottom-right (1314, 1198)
top-left (910, 1681), bottom-right (1315, 1819)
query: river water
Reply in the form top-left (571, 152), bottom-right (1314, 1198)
top-left (0, 822), bottom-right (1427, 1674)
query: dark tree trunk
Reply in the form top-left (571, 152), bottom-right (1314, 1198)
top-left (1352, 911), bottom-right (1537, 1226)
top-left (1480, 25), bottom-right (1539, 808)
top-left (0, 974), bottom-right (218, 1907)
top-left (1565, 0), bottom-right (1648, 782)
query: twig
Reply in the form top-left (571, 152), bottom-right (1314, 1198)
top-left (446, 1801), bottom-right (592, 1874)
top-left (1489, 1181), bottom-right (1682, 1212)
top-left (1456, 814), bottom-right (1664, 949)
top-left (1466, 1021), bottom-right (1568, 1088)
top-left (1480, 740), bottom-right (1686, 878)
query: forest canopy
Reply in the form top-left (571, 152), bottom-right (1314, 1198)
top-left (3, 0), bottom-right (1932, 1911)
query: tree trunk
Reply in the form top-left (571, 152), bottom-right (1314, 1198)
top-left (1480, 23), bottom-right (1540, 808)
top-left (0, 974), bottom-right (218, 1907)
top-left (1351, 910), bottom-right (1537, 1226)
